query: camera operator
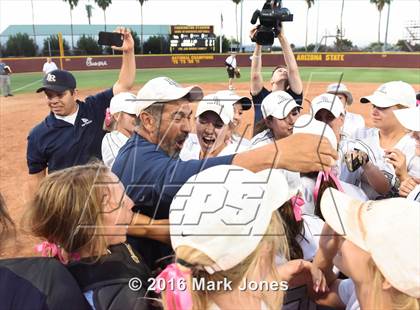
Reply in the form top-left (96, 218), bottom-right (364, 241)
top-left (250, 26), bottom-right (303, 135)
top-left (225, 52), bottom-right (238, 90)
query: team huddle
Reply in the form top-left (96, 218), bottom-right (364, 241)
top-left (1, 27), bottom-right (419, 310)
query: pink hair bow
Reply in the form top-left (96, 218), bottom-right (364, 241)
top-left (35, 241), bottom-right (80, 265)
top-left (313, 170), bottom-right (344, 203)
top-left (105, 108), bottom-right (112, 127)
top-left (290, 195), bottom-right (304, 222)
top-left (155, 263), bottom-right (192, 310)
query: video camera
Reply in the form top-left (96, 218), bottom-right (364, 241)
top-left (250, 0), bottom-right (293, 46)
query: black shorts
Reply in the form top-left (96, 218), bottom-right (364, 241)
top-left (227, 67), bottom-right (235, 78)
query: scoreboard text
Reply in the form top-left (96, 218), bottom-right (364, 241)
top-left (170, 25), bottom-right (216, 53)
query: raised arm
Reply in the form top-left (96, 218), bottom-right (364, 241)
top-left (250, 27), bottom-right (264, 95)
top-left (112, 27), bottom-right (136, 95)
top-left (278, 29), bottom-right (302, 95)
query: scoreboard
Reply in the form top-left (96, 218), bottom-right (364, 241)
top-left (170, 25), bottom-right (216, 53)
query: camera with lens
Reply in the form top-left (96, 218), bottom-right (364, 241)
top-left (250, 0), bottom-right (293, 46)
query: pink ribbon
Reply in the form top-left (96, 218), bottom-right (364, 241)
top-left (155, 263), bottom-right (192, 310)
top-left (313, 170), bottom-right (344, 203)
top-left (35, 241), bottom-right (80, 265)
top-left (290, 195), bottom-right (304, 221)
top-left (105, 108), bottom-right (112, 127)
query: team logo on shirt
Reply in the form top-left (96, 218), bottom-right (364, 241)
top-left (81, 118), bottom-right (93, 127)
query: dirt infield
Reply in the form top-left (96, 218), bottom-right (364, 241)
top-left (1, 81), bottom-right (418, 258)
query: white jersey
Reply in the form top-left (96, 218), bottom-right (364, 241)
top-left (179, 133), bottom-right (247, 161)
top-left (301, 173), bottom-right (368, 216)
top-left (407, 184), bottom-right (420, 202)
top-left (225, 55), bottom-right (237, 69)
top-left (250, 129), bottom-right (273, 148)
top-left (340, 128), bottom-right (419, 199)
top-left (298, 214), bottom-right (324, 261)
top-left (338, 279), bottom-right (360, 310)
top-left (250, 129), bottom-right (302, 195)
top-left (42, 61), bottom-right (58, 74)
top-left (101, 131), bottom-right (129, 168)
top-left (341, 112), bottom-right (365, 140)
top-left (231, 133), bottom-right (251, 149)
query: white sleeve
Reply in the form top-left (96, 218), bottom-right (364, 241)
top-left (101, 134), bottom-right (115, 168)
top-left (338, 279), bottom-right (360, 310)
top-left (407, 155), bottom-right (420, 178)
top-left (179, 134), bottom-right (200, 161)
top-left (407, 185), bottom-right (420, 202)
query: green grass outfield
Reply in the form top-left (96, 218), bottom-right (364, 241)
top-left (11, 67), bottom-right (420, 94)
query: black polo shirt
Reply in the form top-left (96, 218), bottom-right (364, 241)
top-left (27, 88), bottom-right (113, 174)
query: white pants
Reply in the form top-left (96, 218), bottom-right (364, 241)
top-left (0, 75), bottom-right (11, 96)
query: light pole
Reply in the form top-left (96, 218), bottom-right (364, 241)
top-left (384, 2), bottom-right (391, 51)
top-left (30, 0), bottom-right (36, 40)
top-left (239, 0), bottom-right (243, 52)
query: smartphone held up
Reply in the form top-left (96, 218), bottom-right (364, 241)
top-left (98, 31), bottom-right (124, 47)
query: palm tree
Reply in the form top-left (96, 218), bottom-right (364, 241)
top-left (138, 0), bottom-right (148, 54)
top-left (85, 4), bottom-right (93, 25)
top-left (95, 0), bottom-right (112, 31)
top-left (370, 0), bottom-right (391, 43)
top-left (232, 0), bottom-right (241, 46)
top-left (304, 0), bottom-right (315, 51)
top-left (63, 0), bottom-right (79, 49)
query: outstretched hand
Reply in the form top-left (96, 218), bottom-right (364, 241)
top-left (278, 259), bottom-right (328, 293)
top-left (111, 27), bottom-right (134, 53)
top-left (275, 133), bottom-right (338, 173)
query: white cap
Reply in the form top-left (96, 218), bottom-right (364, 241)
top-left (293, 114), bottom-right (337, 149)
top-left (361, 81), bottom-right (416, 108)
top-left (321, 188), bottom-right (420, 298)
top-left (326, 83), bottom-right (353, 105)
top-left (311, 93), bottom-right (345, 119)
top-left (195, 93), bottom-right (235, 125)
top-left (135, 77), bottom-right (203, 116)
top-left (393, 107), bottom-right (420, 132)
top-left (215, 90), bottom-right (252, 111)
top-left (109, 92), bottom-right (137, 115)
top-left (261, 90), bottom-right (300, 119)
top-left (170, 165), bottom-right (291, 274)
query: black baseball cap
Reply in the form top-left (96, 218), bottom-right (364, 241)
top-left (36, 69), bottom-right (77, 93)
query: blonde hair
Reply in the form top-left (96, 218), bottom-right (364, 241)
top-left (27, 163), bottom-right (112, 259)
top-left (0, 192), bottom-right (16, 252)
top-left (163, 212), bottom-right (289, 310)
top-left (368, 259), bottom-right (419, 310)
